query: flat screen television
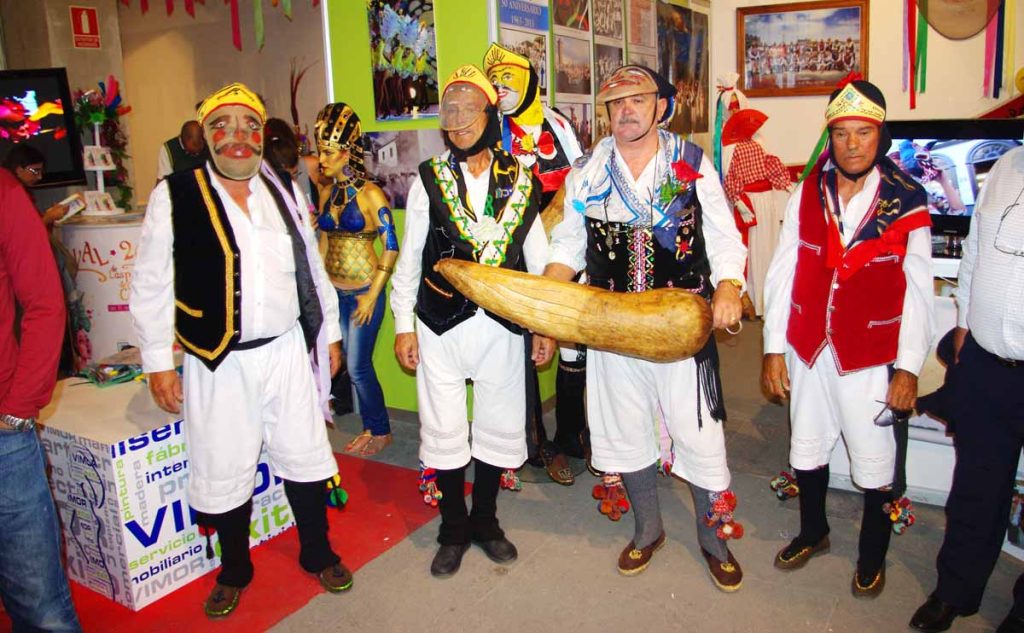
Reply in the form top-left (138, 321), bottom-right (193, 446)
top-left (886, 118), bottom-right (1024, 239)
top-left (0, 67), bottom-right (86, 187)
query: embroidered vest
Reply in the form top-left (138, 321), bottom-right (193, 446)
top-left (788, 160), bottom-right (931, 374)
top-left (585, 144), bottom-right (713, 300)
top-left (415, 149), bottom-right (540, 335)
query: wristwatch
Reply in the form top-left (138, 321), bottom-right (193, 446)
top-left (0, 413), bottom-right (36, 431)
top-left (719, 278), bottom-right (744, 291)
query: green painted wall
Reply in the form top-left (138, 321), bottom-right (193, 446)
top-left (325, 1), bottom-right (556, 412)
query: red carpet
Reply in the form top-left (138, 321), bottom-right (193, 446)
top-left (0, 454), bottom-right (463, 633)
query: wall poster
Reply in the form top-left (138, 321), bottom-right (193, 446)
top-left (367, 0), bottom-right (439, 121)
top-left (656, 2), bottom-right (710, 135)
top-left (498, 0), bottom-right (551, 98)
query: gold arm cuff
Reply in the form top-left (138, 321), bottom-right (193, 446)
top-left (377, 264), bottom-right (395, 274)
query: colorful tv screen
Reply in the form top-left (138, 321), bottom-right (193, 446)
top-left (0, 67), bottom-right (85, 187)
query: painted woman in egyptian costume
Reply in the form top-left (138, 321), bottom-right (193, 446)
top-left (314, 103), bottom-right (399, 455)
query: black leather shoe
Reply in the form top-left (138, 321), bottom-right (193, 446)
top-left (475, 537), bottom-right (518, 564)
top-left (430, 543), bottom-right (470, 578)
top-left (997, 613), bottom-right (1024, 633)
top-left (910, 596), bottom-right (959, 632)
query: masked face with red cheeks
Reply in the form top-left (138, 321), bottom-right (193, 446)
top-left (203, 104), bottom-right (265, 180)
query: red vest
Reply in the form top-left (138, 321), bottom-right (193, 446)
top-left (787, 168), bottom-right (930, 374)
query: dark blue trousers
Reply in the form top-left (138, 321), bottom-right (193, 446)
top-left (934, 334), bottom-right (1024, 615)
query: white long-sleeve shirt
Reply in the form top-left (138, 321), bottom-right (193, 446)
top-left (955, 146), bottom-right (1024, 360)
top-left (130, 164), bottom-right (341, 373)
top-left (390, 159), bottom-right (550, 334)
top-left (548, 147), bottom-right (748, 288)
top-left (762, 168), bottom-right (934, 375)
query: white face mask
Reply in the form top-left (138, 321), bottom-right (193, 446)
top-left (203, 105), bottom-right (264, 181)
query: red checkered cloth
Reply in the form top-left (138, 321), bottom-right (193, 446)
top-left (724, 141), bottom-right (792, 205)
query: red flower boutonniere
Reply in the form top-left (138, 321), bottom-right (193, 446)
top-left (536, 131), bottom-right (557, 160)
top-left (671, 159), bottom-right (703, 183)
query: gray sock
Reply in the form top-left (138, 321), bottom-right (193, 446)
top-left (690, 484), bottom-right (729, 560)
top-left (620, 465), bottom-right (663, 549)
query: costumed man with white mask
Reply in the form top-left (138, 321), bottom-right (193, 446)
top-left (130, 83), bottom-right (352, 618)
top-left (483, 42), bottom-right (585, 485)
top-left (545, 65), bottom-right (748, 592)
top-left (390, 65), bottom-right (553, 578)
top-left (761, 77), bottom-right (933, 598)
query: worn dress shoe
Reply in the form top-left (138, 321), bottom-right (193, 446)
top-left (997, 612), bottom-right (1024, 633)
top-left (617, 531), bottom-right (666, 576)
top-left (430, 543), bottom-right (470, 578)
top-left (317, 562), bottom-right (354, 593)
top-left (204, 583), bottom-right (242, 618)
top-left (475, 537), bottom-right (518, 564)
top-left (701, 547), bottom-right (743, 592)
top-left (774, 535), bottom-right (830, 570)
top-left (851, 566), bottom-right (885, 599)
top-left (909, 596), bottom-right (959, 632)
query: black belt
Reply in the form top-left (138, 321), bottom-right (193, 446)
top-left (234, 335), bottom-right (279, 351)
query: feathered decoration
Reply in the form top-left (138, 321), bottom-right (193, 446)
top-left (290, 59), bottom-right (316, 127)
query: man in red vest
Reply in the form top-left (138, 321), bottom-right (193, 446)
top-left (760, 78), bottom-right (933, 598)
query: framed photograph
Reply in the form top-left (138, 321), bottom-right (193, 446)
top-left (737, 0), bottom-right (869, 97)
top-left (594, 43), bottom-right (623, 90)
top-left (593, 0), bottom-right (624, 40)
top-left (657, 4), bottom-right (710, 134)
top-left (553, 0), bottom-right (590, 32)
top-left (554, 33), bottom-right (592, 99)
top-left (627, 0), bottom-right (656, 48)
top-left (558, 100), bottom-right (594, 152)
top-left (500, 27), bottom-right (549, 98)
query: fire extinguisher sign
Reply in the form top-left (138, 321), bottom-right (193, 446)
top-left (70, 6), bottom-right (101, 49)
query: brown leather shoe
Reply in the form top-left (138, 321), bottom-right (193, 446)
top-left (774, 535), bottom-right (830, 570)
top-left (204, 583), bottom-right (242, 618)
top-left (851, 566), bottom-right (885, 599)
top-left (701, 548), bottom-right (743, 592)
top-left (318, 563), bottom-right (354, 593)
top-left (617, 532), bottom-right (666, 576)
top-left (546, 452), bottom-right (574, 485)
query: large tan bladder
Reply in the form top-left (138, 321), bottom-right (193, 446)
top-left (436, 259), bottom-right (712, 362)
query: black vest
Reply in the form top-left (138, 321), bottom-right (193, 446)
top-left (415, 149), bottom-right (541, 335)
top-left (167, 167), bottom-right (318, 371)
top-left (585, 165), bottom-right (713, 300)
top-left (164, 138), bottom-right (209, 174)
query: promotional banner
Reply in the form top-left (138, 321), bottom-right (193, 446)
top-left (43, 419), bottom-right (294, 610)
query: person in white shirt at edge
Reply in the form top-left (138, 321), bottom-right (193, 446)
top-left (390, 65), bottom-right (553, 579)
top-left (129, 83), bottom-right (351, 619)
top-left (544, 65), bottom-right (748, 592)
top-left (761, 77), bottom-right (933, 598)
top-left (909, 147), bottom-right (1024, 633)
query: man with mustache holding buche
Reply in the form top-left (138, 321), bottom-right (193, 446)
top-left (130, 83), bottom-right (351, 618)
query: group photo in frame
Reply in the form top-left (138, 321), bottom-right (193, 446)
top-left (737, 0), bottom-right (869, 97)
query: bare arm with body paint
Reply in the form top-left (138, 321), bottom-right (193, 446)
top-left (352, 183), bottom-right (399, 325)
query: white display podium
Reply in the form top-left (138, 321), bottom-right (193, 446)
top-left (58, 214), bottom-right (144, 362)
top-left (39, 379), bottom-right (295, 611)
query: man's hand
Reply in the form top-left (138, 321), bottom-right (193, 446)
top-left (761, 353), bottom-right (790, 401)
top-left (712, 281), bottom-right (743, 330)
top-left (148, 370), bottom-right (183, 414)
top-left (952, 327), bottom-right (968, 364)
top-left (531, 334), bottom-right (555, 367)
top-left (329, 341), bottom-right (343, 377)
top-left (394, 332), bottom-right (420, 370)
top-left (887, 368), bottom-right (918, 414)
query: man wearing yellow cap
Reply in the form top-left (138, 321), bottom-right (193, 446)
top-left (545, 65), bottom-right (747, 592)
top-left (483, 42), bottom-right (585, 485)
top-left (390, 65), bottom-right (552, 578)
top-left (130, 83), bottom-right (352, 617)
top-left (761, 78), bottom-right (933, 597)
